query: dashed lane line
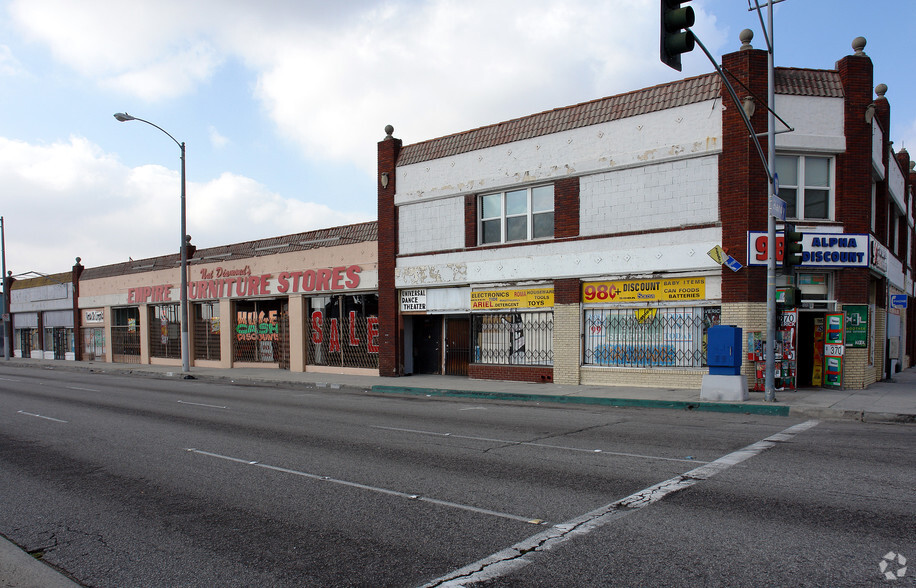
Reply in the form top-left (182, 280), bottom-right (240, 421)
top-left (185, 448), bottom-right (545, 526)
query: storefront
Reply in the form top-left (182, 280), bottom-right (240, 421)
top-left (8, 272), bottom-right (78, 361)
top-left (77, 222), bottom-right (379, 374)
top-left (400, 284), bottom-right (554, 381)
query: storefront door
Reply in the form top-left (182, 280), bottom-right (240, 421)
top-left (445, 317), bottom-right (469, 376)
top-left (413, 316), bottom-right (442, 374)
top-left (797, 312), bottom-right (825, 388)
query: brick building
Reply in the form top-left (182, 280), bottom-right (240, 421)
top-left (377, 34), bottom-right (914, 390)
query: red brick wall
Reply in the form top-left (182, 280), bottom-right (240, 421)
top-left (464, 195), bottom-right (477, 247)
top-left (554, 177), bottom-right (580, 238)
top-left (719, 48), bottom-right (769, 303)
top-left (377, 133), bottom-right (402, 376)
top-left (468, 364), bottom-right (554, 383)
top-left (835, 52), bottom-right (875, 303)
top-left (554, 278), bottom-right (580, 305)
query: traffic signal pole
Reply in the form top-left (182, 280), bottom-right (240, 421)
top-left (662, 0), bottom-right (786, 402)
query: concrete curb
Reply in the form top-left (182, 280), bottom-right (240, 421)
top-left (370, 385), bottom-right (792, 416)
top-left (0, 535), bottom-right (80, 588)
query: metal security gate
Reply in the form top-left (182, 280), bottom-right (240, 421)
top-left (445, 318), bottom-right (470, 376)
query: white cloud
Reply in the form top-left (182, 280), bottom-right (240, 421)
top-left (0, 136), bottom-right (367, 274)
top-left (0, 45), bottom-right (24, 76)
top-left (208, 126), bottom-right (230, 149)
top-left (9, 0), bottom-right (726, 173)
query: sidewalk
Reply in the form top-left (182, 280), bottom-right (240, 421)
top-left (3, 357), bottom-right (914, 423)
top-left (1, 358), bottom-right (913, 587)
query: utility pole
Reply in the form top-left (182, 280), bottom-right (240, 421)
top-left (2, 216), bottom-right (9, 360)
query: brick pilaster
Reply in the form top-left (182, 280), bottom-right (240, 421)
top-left (835, 46), bottom-right (874, 302)
top-left (719, 47), bottom-right (769, 303)
top-left (377, 127), bottom-right (402, 376)
top-left (554, 177), bottom-right (580, 238)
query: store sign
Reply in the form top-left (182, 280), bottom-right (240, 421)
top-left (127, 265), bottom-right (364, 303)
top-left (400, 289), bottom-right (427, 312)
top-left (84, 310), bottom-right (104, 323)
top-left (747, 232), bottom-right (869, 267)
top-left (471, 287), bottom-right (554, 310)
top-left (582, 278), bottom-right (705, 303)
top-left (870, 240), bottom-right (888, 273)
top-left (844, 305), bottom-right (868, 348)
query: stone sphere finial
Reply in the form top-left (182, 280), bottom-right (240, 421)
top-left (875, 83), bottom-right (887, 98)
top-left (384, 125), bottom-right (394, 138)
top-left (852, 37), bottom-right (866, 55)
top-left (739, 29), bottom-right (754, 51)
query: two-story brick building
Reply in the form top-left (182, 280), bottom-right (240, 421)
top-left (377, 34), bottom-right (914, 390)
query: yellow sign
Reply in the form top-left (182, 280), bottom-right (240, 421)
top-left (471, 287), bottom-right (554, 310)
top-left (707, 245), bottom-right (727, 265)
top-left (582, 277), bottom-right (706, 303)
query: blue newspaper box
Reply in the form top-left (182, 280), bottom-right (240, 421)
top-left (707, 325), bottom-right (742, 376)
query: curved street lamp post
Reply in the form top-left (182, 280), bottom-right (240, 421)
top-left (114, 113), bottom-right (190, 374)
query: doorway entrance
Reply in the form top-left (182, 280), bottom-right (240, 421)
top-left (412, 316), bottom-right (442, 374)
top-left (796, 311), bottom-right (825, 387)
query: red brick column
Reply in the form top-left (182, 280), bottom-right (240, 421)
top-left (719, 47), bottom-right (769, 303)
top-left (377, 127), bottom-right (402, 376)
top-left (554, 177), bottom-right (580, 238)
top-left (835, 48), bottom-right (874, 303)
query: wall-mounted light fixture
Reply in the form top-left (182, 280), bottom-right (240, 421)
top-left (380, 172), bottom-right (389, 189)
top-left (865, 103), bottom-right (876, 124)
top-left (742, 96), bottom-right (756, 118)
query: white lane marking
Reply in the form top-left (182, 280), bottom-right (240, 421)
top-left (67, 386), bottom-right (100, 392)
top-left (177, 400), bottom-right (228, 409)
top-left (0, 377), bottom-right (22, 381)
top-left (458, 407), bottom-right (487, 411)
top-left (373, 425), bottom-right (709, 464)
top-left (185, 448), bottom-right (544, 525)
top-left (422, 419), bottom-right (821, 587)
top-left (16, 410), bottom-right (68, 423)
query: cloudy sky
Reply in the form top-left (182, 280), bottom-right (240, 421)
top-left (1, 0), bottom-right (913, 276)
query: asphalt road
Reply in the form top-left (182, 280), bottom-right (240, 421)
top-left (0, 364), bottom-right (913, 587)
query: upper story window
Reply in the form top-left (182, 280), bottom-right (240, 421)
top-left (776, 155), bottom-right (833, 220)
top-left (480, 185), bottom-right (554, 245)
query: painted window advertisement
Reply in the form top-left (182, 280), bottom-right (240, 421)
top-left (309, 294), bottom-right (379, 369)
top-left (234, 300), bottom-right (284, 363)
top-left (583, 306), bottom-right (720, 368)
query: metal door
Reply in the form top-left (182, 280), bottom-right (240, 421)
top-left (445, 318), bottom-right (470, 376)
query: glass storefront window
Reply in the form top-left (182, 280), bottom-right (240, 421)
top-left (149, 304), bottom-right (181, 359)
top-left (194, 302), bottom-right (221, 361)
top-left (584, 306), bottom-right (720, 368)
top-left (471, 311), bottom-right (554, 366)
top-left (308, 294), bottom-right (379, 369)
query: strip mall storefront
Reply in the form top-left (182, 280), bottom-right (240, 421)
top-left (77, 225), bottom-right (379, 375)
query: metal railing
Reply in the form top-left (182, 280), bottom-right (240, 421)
top-left (471, 311), bottom-right (553, 366)
top-left (584, 306), bottom-right (720, 368)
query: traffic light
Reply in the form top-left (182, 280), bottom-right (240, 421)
top-left (783, 224), bottom-right (803, 271)
top-left (660, 0), bottom-right (695, 71)
top-left (184, 235), bottom-right (196, 260)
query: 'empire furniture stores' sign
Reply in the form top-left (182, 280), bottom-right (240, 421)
top-left (126, 265), bottom-right (366, 303)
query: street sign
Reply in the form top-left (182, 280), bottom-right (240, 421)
top-left (707, 245), bottom-right (727, 264)
top-left (770, 194), bottom-right (787, 221)
top-left (724, 256), bottom-right (743, 272)
top-left (890, 294), bottom-right (908, 309)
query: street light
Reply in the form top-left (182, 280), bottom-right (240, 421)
top-left (114, 112), bottom-right (191, 374)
